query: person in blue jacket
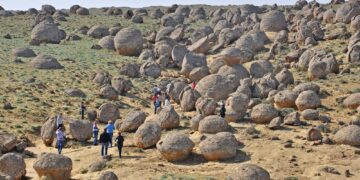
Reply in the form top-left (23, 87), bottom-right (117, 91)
top-left (105, 120), bottom-right (115, 147)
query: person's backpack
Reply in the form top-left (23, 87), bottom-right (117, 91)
top-left (155, 99), bottom-right (161, 107)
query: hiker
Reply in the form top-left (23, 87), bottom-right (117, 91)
top-left (164, 94), bottom-right (171, 107)
top-left (115, 131), bottom-right (124, 158)
top-left (99, 128), bottom-right (111, 156)
top-left (56, 113), bottom-right (64, 129)
top-left (80, 102), bottom-right (86, 120)
top-left (93, 121), bottom-right (99, 145)
top-left (152, 85), bottom-right (161, 96)
top-left (56, 126), bottom-right (65, 154)
top-left (166, 82), bottom-right (172, 95)
top-left (220, 103), bottom-right (226, 118)
top-left (154, 94), bottom-right (161, 114)
top-left (191, 82), bottom-right (196, 89)
top-left (105, 120), bottom-right (115, 147)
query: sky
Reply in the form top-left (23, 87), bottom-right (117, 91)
top-left (0, 0), bottom-right (331, 10)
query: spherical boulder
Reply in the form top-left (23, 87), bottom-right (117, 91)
top-left (30, 54), bottom-right (63, 69)
top-left (156, 106), bottom-right (180, 130)
top-left (227, 164), bottom-right (271, 180)
top-left (195, 97), bottom-right (217, 116)
top-left (250, 60), bottom-right (273, 78)
top-left (76, 7), bottom-right (89, 15)
top-left (295, 90), bottom-right (321, 111)
top-left (293, 82), bottom-right (320, 95)
top-left (112, 76), bottom-right (133, 95)
top-left (221, 47), bottom-right (254, 65)
top-left (99, 171), bottom-right (118, 180)
top-left (260, 10), bottom-right (287, 32)
top-left (33, 153), bottom-right (72, 180)
top-left (198, 115), bottom-right (228, 134)
top-left (98, 103), bottom-right (120, 123)
top-left (140, 61), bottom-right (161, 78)
top-left (69, 120), bottom-right (92, 141)
top-left (12, 47), bottom-right (36, 57)
top-left (343, 93), bottom-right (360, 109)
top-left (156, 133), bottom-right (194, 161)
top-left (301, 109), bottom-right (319, 120)
top-left (30, 21), bottom-right (62, 45)
top-left (134, 122), bottom-right (161, 148)
top-left (274, 90), bottom-right (297, 108)
top-left (251, 104), bottom-right (278, 124)
top-left (335, 2), bottom-right (360, 23)
top-left (119, 111), bottom-right (146, 132)
top-left (98, 35), bottom-right (115, 50)
top-left (0, 133), bottom-right (17, 153)
top-left (0, 153), bottom-right (26, 179)
top-left (179, 87), bottom-right (201, 112)
top-left (199, 132), bottom-right (238, 161)
top-left (41, 118), bottom-right (57, 146)
top-left (65, 88), bottom-right (86, 98)
top-left (114, 27), bottom-right (143, 56)
top-left (334, 125), bottom-right (360, 146)
top-left (87, 25), bottom-right (109, 39)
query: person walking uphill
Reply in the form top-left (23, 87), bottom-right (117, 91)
top-left (56, 126), bottom-right (65, 154)
top-left (115, 132), bottom-right (124, 158)
top-left (80, 101), bottom-right (86, 120)
top-left (220, 103), bottom-right (226, 118)
top-left (99, 128), bottom-right (111, 156)
top-left (93, 121), bottom-right (99, 145)
top-left (105, 120), bottom-right (115, 147)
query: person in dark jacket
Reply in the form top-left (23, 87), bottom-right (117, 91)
top-left (99, 128), bottom-right (111, 156)
top-left (80, 101), bottom-right (86, 120)
top-left (115, 131), bottom-right (124, 158)
top-left (220, 103), bottom-right (226, 118)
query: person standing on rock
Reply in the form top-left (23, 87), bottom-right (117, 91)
top-left (56, 113), bottom-right (64, 129)
top-left (115, 131), bottom-right (124, 158)
top-left (93, 121), bottom-right (99, 145)
top-left (80, 101), bottom-right (86, 120)
top-left (56, 126), bottom-right (65, 154)
top-left (99, 128), bottom-right (111, 156)
top-left (220, 103), bottom-right (226, 118)
top-left (105, 120), bottom-right (115, 147)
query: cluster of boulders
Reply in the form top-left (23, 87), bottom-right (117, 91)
top-left (0, 133), bottom-right (33, 179)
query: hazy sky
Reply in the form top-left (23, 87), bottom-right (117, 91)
top-left (0, 0), bottom-right (331, 10)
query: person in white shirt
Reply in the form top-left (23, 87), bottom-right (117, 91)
top-left (164, 93), bottom-right (171, 107)
top-left (56, 113), bottom-right (64, 128)
top-left (56, 126), bottom-right (65, 154)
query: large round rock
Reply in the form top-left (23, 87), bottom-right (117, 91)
top-left (33, 153), bottom-right (72, 180)
top-left (30, 21), bottom-right (62, 45)
top-left (30, 54), bottom-right (63, 69)
top-left (114, 27), bottom-right (143, 56)
top-left (250, 104), bottom-right (278, 124)
top-left (0, 153), bottom-right (26, 179)
top-left (227, 164), bottom-right (271, 180)
top-left (334, 125), bottom-right (360, 146)
top-left (295, 90), bottom-right (321, 111)
top-left (156, 106), bottom-right (180, 130)
top-left (156, 133), bottom-right (194, 161)
top-left (69, 120), bottom-right (93, 141)
top-left (198, 115), bottom-right (228, 134)
top-left (274, 90), bottom-right (297, 108)
top-left (119, 110), bottom-right (146, 132)
top-left (41, 118), bottom-right (57, 146)
top-left (343, 93), bottom-right (360, 109)
top-left (199, 132), bottom-right (238, 161)
top-left (134, 122), bottom-right (161, 148)
top-left (98, 103), bottom-right (120, 123)
top-left (260, 10), bottom-right (287, 32)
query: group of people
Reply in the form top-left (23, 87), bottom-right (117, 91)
top-left (151, 85), bottom-right (171, 114)
top-left (54, 102), bottom-right (124, 158)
